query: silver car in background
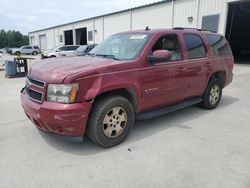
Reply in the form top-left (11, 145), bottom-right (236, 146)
top-left (59, 44), bottom-right (97, 57)
top-left (41, 45), bottom-right (80, 59)
top-left (12, 45), bottom-right (41, 56)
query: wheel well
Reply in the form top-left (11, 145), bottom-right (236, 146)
top-left (209, 71), bottom-right (226, 87)
top-left (93, 88), bottom-right (137, 113)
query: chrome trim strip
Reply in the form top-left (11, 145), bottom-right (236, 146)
top-left (26, 88), bottom-right (43, 103)
top-left (26, 76), bottom-right (46, 88)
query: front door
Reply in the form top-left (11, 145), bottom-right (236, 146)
top-left (141, 34), bottom-right (187, 111)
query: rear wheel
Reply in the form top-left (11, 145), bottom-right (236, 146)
top-left (15, 51), bottom-right (21, 56)
top-left (200, 79), bottom-right (222, 109)
top-left (87, 95), bottom-right (134, 147)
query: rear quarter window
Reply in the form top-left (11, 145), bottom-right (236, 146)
top-left (206, 34), bottom-right (232, 56)
top-left (184, 33), bottom-right (206, 59)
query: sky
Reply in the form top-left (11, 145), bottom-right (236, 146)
top-left (0, 0), bottom-right (160, 35)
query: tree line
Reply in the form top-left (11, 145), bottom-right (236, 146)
top-left (0, 29), bottom-right (29, 48)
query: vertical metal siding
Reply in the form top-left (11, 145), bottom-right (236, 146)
top-left (132, 2), bottom-right (172, 30)
top-left (45, 29), bottom-right (54, 49)
top-left (103, 11), bottom-right (131, 38)
top-left (173, 0), bottom-right (198, 28)
top-left (94, 17), bottom-right (104, 43)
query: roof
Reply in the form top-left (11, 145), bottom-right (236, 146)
top-left (29, 0), bottom-right (172, 34)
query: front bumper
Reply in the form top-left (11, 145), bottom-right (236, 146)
top-left (21, 90), bottom-right (92, 136)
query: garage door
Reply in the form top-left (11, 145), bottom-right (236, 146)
top-left (39, 35), bottom-right (47, 50)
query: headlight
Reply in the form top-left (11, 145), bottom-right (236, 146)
top-left (47, 83), bottom-right (79, 103)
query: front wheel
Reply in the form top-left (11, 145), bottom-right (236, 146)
top-left (200, 79), bottom-right (222, 109)
top-left (32, 51), bottom-right (38, 55)
top-left (87, 95), bottom-right (134, 147)
top-left (15, 51), bottom-right (21, 56)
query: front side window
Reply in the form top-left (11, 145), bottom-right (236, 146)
top-left (152, 34), bottom-right (182, 61)
top-left (184, 34), bottom-right (206, 59)
top-left (206, 34), bottom-right (232, 56)
top-left (90, 33), bottom-right (150, 60)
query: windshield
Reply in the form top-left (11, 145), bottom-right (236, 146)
top-left (76, 45), bottom-right (88, 52)
top-left (90, 33), bottom-right (150, 60)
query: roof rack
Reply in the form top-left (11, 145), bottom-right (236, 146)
top-left (173, 27), bottom-right (216, 33)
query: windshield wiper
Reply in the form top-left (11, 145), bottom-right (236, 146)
top-left (85, 53), bottom-right (121, 60)
top-left (95, 54), bottom-right (121, 60)
top-left (85, 52), bottom-right (96, 57)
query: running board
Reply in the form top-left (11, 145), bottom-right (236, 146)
top-left (136, 97), bottom-right (202, 120)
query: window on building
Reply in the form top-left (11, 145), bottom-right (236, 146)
top-left (88, 31), bottom-right (93, 41)
top-left (59, 35), bottom-right (63, 43)
top-left (206, 34), bottom-right (232, 56)
top-left (202, 14), bottom-right (220, 33)
top-left (184, 34), bottom-right (206, 59)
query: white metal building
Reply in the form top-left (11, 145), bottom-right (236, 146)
top-left (29, 0), bottom-right (250, 60)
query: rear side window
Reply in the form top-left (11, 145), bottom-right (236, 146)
top-left (184, 34), bottom-right (206, 59)
top-left (206, 34), bottom-right (232, 56)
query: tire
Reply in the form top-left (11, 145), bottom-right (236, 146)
top-left (87, 95), bottom-right (134, 148)
top-left (200, 79), bottom-right (222, 109)
top-left (32, 51), bottom-right (38, 55)
top-left (15, 51), bottom-right (21, 56)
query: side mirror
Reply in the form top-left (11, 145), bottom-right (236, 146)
top-left (148, 50), bottom-right (172, 64)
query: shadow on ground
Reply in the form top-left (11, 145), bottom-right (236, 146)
top-left (39, 95), bottom-right (239, 155)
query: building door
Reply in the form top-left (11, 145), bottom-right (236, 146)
top-left (226, 1), bottom-right (250, 62)
top-left (64, 30), bottom-right (73, 45)
top-left (76, 28), bottom-right (87, 45)
top-left (39, 35), bottom-right (46, 50)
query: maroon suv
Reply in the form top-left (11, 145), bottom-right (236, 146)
top-left (21, 28), bottom-right (234, 147)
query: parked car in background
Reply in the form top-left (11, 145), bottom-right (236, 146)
top-left (12, 45), bottom-right (41, 56)
top-left (59, 44), bottom-right (97, 57)
top-left (21, 28), bottom-right (234, 147)
top-left (0, 47), bottom-right (12, 54)
top-left (41, 45), bottom-right (80, 59)
top-left (6, 48), bottom-right (14, 55)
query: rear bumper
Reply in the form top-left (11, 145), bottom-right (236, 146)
top-left (21, 90), bottom-right (92, 136)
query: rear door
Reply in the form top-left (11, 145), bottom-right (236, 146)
top-left (141, 33), bottom-right (187, 111)
top-left (181, 33), bottom-right (212, 98)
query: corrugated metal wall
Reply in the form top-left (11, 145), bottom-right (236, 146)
top-left (132, 3), bottom-right (172, 30)
top-left (29, 0), bottom-right (241, 50)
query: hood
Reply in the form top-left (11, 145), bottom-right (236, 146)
top-left (29, 56), bottom-right (121, 83)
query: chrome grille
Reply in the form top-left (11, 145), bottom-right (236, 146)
top-left (26, 76), bottom-right (45, 88)
top-left (25, 76), bottom-right (45, 103)
top-left (26, 88), bottom-right (43, 102)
